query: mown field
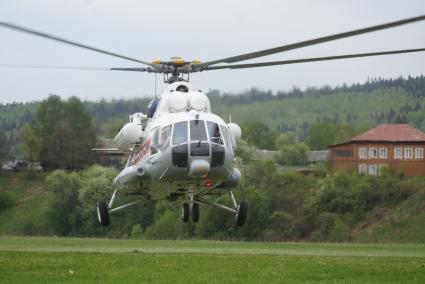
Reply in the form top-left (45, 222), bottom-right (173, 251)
top-left (0, 236), bottom-right (424, 283)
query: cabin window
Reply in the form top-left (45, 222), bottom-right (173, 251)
top-left (358, 163), bottom-right (367, 174)
top-left (207, 122), bottom-right (223, 144)
top-left (369, 147), bottom-right (377, 159)
top-left (359, 147), bottom-right (367, 159)
top-left (160, 125), bottom-right (172, 149)
top-left (405, 147), bottom-right (413, 159)
top-left (173, 121), bottom-right (188, 145)
top-left (190, 120), bottom-right (207, 141)
top-left (368, 164), bottom-right (378, 176)
top-left (394, 147), bottom-right (403, 159)
top-left (379, 147), bottom-right (388, 159)
top-left (415, 147), bottom-right (424, 159)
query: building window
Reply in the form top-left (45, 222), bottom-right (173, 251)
top-left (369, 147), bottom-right (377, 159)
top-left (379, 147), bottom-right (388, 159)
top-left (394, 147), bottom-right (403, 159)
top-left (405, 147), bottom-right (413, 160)
top-left (415, 147), bottom-right (424, 159)
top-left (369, 164), bottom-right (378, 176)
top-left (358, 163), bottom-right (367, 174)
top-left (359, 147), bottom-right (367, 159)
top-left (335, 150), bottom-right (352, 157)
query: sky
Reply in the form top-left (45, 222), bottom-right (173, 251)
top-left (0, 0), bottom-right (424, 103)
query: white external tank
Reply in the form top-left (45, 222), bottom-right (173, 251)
top-left (114, 123), bottom-right (143, 151)
top-left (169, 92), bottom-right (188, 112)
top-left (189, 92), bottom-right (210, 111)
top-left (228, 123), bottom-right (242, 141)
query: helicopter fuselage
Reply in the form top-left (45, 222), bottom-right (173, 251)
top-left (112, 82), bottom-right (241, 201)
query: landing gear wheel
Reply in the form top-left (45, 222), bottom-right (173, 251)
top-left (235, 201), bottom-right (248, 226)
top-left (192, 203), bottom-right (200, 223)
top-left (97, 200), bottom-right (110, 227)
top-left (182, 203), bottom-right (190, 223)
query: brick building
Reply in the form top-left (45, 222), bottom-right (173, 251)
top-left (328, 124), bottom-right (425, 176)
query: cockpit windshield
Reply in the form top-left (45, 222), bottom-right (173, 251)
top-left (173, 121), bottom-right (188, 145)
top-left (190, 120), bottom-right (207, 141)
top-left (207, 122), bottom-right (223, 144)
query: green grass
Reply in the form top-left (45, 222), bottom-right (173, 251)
top-left (1, 236), bottom-right (425, 283)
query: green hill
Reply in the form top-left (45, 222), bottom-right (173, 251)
top-left (352, 186), bottom-right (425, 243)
top-left (0, 172), bottom-right (52, 236)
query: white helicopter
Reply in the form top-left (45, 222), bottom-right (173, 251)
top-left (1, 14), bottom-right (425, 226)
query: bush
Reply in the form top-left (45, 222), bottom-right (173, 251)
top-left (310, 212), bottom-right (349, 242)
top-left (144, 211), bottom-right (182, 239)
top-left (130, 224), bottom-right (144, 239)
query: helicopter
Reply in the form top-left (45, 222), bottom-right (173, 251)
top-left (1, 14), bottom-right (425, 226)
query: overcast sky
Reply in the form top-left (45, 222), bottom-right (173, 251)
top-left (0, 0), bottom-right (424, 103)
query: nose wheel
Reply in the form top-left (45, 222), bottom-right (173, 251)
top-left (181, 202), bottom-right (200, 223)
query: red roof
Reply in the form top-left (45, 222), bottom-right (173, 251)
top-left (351, 124), bottom-right (425, 142)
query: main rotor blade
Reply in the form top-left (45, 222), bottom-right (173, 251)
top-left (0, 64), bottom-right (109, 71)
top-left (0, 64), bottom-right (158, 73)
top-left (196, 14), bottom-right (425, 68)
top-left (110, 67), bottom-right (159, 72)
top-left (0, 22), bottom-right (156, 67)
top-left (202, 48), bottom-right (425, 70)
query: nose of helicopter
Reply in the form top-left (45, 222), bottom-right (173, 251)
top-left (188, 159), bottom-right (210, 177)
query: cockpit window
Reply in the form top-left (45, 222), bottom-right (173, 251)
top-left (173, 121), bottom-right (188, 145)
top-left (151, 127), bottom-right (160, 154)
top-left (190, 120), bottom-right (207, 141)
top-left (160, 125), bottom-right (172, 149)
top-left (207, 122), bottom-right (223, 144)
top-left (220, 125), bottom-right (233, 152)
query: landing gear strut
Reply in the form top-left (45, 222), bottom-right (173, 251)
top-left (195, 190), bottom-right (248, 226)
top-left (97, 187), bottom-right (142, 226)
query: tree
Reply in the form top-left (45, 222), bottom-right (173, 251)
top-left (306, 122), bottom-right (355, 150)
top-left (21, 125), bottom-right (41, 164)
top-left (45, 170), bottom-right (81, 235)
top-left (22, 95), bottom-right (97, 169)
top-left (242, 122), bottom-right (277, 150)
top-left (0, 129), bottom-right (9, 163)
top-left (235, 139), bottom-right (256, 164)
top-left (275, 142), bottom-right (309, 166)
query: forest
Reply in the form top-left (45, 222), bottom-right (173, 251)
top-left (1, 75), bottom-right (425, 157)
top-left (1, 75), bottom-right (425, 242)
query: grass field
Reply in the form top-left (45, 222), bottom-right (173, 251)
top-left (1, 237), bottom-right (425, 283)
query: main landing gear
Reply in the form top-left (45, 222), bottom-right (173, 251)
top-left (97, 187), bottom-right (142, 227)
top-left (97, 201), bottom-right (110, 226)
top-left (183, 190), bottom-right (248, 226)
top-left (182, 202), bottom-right (200, 223)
